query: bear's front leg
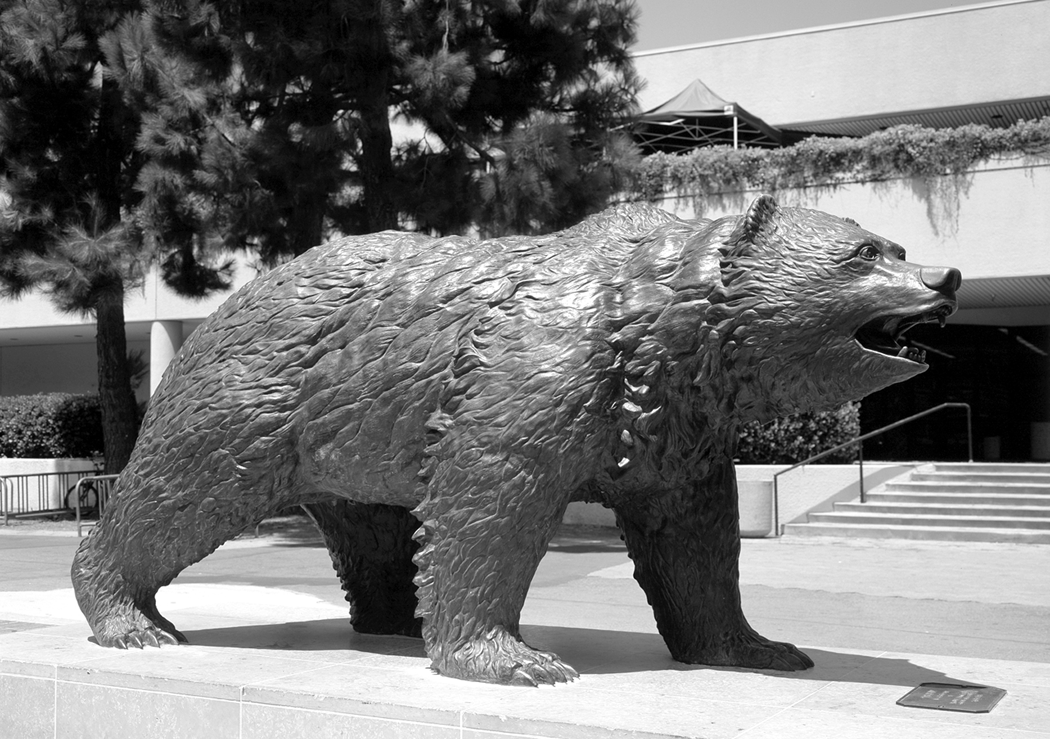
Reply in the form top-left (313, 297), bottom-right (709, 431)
top-left (412, 449), bottom-right (578, 686)
top-left (614, 458), bottom-right (813, 671)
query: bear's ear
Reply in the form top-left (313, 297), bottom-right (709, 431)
top-left (728, 194), bottom-right (779, 251)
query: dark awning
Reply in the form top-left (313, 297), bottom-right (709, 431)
top-left (632, 79), bottom-right (783, 154)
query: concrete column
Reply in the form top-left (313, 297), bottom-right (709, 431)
top-left (149, 320), bottom-right (184, 396)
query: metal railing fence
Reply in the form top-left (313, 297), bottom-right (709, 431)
top-left (771, 402), bottom-right (973, 535)
top-left (1, 468), bottom-right (105, 524)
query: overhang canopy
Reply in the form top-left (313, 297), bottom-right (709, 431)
top-left (632, 79), bottom-right (783, 154)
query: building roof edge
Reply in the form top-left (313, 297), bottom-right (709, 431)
top-left (631, 0), bottom-right (1042, 58)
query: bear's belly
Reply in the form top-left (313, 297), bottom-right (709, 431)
top-left (293, 368), bottom-right (446, 508)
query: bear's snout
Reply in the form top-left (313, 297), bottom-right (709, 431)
top-left (920, 266), bottom-right (962, 297)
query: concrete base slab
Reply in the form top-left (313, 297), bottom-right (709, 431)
top-left (2, 585), bottom-right (1048, 739)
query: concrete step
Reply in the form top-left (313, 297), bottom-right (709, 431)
top-left (782, 462), bottom-right (1050, 543)
top-left (835, 502), bottom-right (1050, 518)
top-left (782, 522), bottom-right (1050, 544)
top-left (910, 472), bottom-right (1050, 484)
top-left (882, 481), bottom-right (1050, 496)
top-left (868, 491), bottom-right (1050, 507)
top-left (807, 511), bottom-right (1050, 529)
top-left (931, 462), bottom-right (1050, 474)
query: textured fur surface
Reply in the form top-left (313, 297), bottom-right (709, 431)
top-left (71, 196), bottom-right (960, 685)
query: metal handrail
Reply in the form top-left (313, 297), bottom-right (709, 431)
top-left (74, 474), bottom-right (118, 537)
top-left (771, 402), bottom-right (973, 536)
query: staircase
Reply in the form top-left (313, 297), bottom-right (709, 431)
top-left (783, 463), bottom-right (1050, 543)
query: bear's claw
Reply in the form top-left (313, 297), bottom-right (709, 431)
top-left (435, 629), bottom-right (579, 686)
top-left (107, 627), bottom-right (181, 649)
top-left (510, 655), bottom-right (580, 687)
top-left (98, 622), bottom-right (184, 650)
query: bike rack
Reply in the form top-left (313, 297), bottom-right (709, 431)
top-left (1, 469), bottom-right (99, 525)
top-left (74, 475), bottom-right (119, 537)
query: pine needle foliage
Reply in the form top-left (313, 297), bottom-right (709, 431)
top-left (137, 0), bottom-right (643, 251)
top-left (0, 0), bottom-right (230, 471)
top-left (0, 0), bottom-right (147, 472)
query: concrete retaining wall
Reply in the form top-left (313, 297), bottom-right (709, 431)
top-left (563, 463), bottom-right (918, 537)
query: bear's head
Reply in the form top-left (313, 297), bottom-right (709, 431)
top-left (704, 195), bottom-right (961, 422)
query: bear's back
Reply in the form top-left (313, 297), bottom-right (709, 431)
top-left (126, 203), bottom-right (696, 501)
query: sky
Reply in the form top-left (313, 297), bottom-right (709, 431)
top-left (630, 0), bottom-right (998, 51)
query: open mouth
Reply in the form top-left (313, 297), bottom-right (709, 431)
top-left (854, 305), bottom-right (954, 364)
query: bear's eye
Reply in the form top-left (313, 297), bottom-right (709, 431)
top-left (858, 244), bottom-right (880, 261)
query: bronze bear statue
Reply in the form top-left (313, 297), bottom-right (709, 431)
top-left (72, 195), bottom-right (960, 685)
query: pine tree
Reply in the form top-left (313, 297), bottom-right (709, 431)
top-left (0, 0), bottom-right (144, 473)
top-left (0, 0), bottom-right (230, 472)
top-left (139, 0), bottom-right (642, 257)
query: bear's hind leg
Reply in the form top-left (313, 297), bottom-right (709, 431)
top-left (614, 461), bottom-right (813, 671)
top-left (303, 500), bottom-right (422, 637)
top-left (413, 457), bottom-right (578, 686)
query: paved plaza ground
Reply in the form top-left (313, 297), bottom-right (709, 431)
top-left (1, 516), bottom-right (1048, 737)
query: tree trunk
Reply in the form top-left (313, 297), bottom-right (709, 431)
top-left (95, 287), bottom-right (140, 474)
top-left (359, 98), bottom-right (398, 233)
top-left (357, 2), bottom-right (398, 234)
top-left (291, 190), bottom-right (327, 256)
top-left (96, 76), bottom-right (124, 226)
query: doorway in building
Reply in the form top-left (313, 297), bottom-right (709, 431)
top-left (860, 323), bottom-right (1049, 462)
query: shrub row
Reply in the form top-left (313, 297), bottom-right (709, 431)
top-left (0, 391), bottom-right (857, 464)
top-left (0, 393), bottom-right (104, 458)
top-left (737, 402), bottom-right (860, 465)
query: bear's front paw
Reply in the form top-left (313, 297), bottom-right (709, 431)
top-left (434, 627), bottom-right (579, 686)
top-left (726, 636), bottom-right (813, 671)
top-left (101, 626), bottom-right (181, 649)
top-left (677, 631), bottom-right (814, 672)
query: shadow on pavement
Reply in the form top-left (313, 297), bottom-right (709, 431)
top-left (180, 620), bottom-right (973, 688)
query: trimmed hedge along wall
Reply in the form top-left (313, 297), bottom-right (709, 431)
top-left (0, 392), bottom-right (856, 465)
top-left (737, 402), bottom-right (860, 465)
top-left (0, 393), bottom-right (104, 458)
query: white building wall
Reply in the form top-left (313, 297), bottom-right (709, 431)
top-left (633, 0), bottom-right (1050, 124)
top-left (0, 341), bottom-right (153, 400)
top-left (0, 259), bottom-right (255, 332)
top-left (0, 258), bottom-right (256, 399)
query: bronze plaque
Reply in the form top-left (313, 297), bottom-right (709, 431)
top-left (897, 683), bottom-right (1006, 713)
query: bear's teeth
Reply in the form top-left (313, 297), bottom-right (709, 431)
top-left (896, 346), bottom-right (926, 362)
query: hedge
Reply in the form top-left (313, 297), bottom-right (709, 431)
top-left (0, 393), bottom-right (104, 458)
top-left (737, 402), bottom-right (860, 465)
